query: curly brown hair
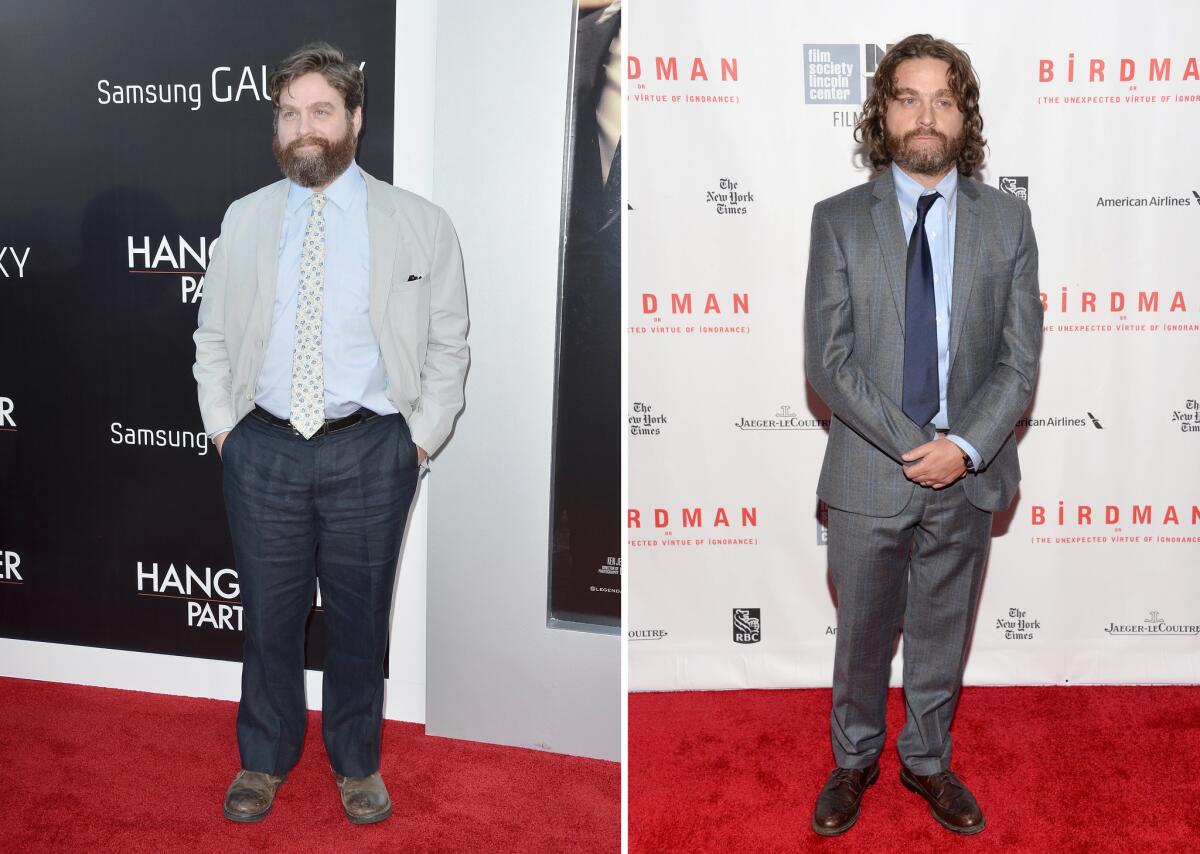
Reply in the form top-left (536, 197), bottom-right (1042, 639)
top-left (269, 42), bottom-right (364, 129)
top-left (854, 34), bottom-right (987, 176)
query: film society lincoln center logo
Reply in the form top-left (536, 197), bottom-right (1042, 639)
top-left (733, 607), bottom-right (761, 644)
top-left (803, 45), bottom-right (861, 105)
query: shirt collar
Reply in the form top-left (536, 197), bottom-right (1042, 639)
top-left (891, 162), bottom-right (958, 214)
top-left (286, 160), bottom-right (364, 214)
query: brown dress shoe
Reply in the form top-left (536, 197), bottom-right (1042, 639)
top-left (335, 771), bottom-right (393, 825)
top-left (223, 769), bottom-right (286, 822)
top-left (812, 760), bottom-right (880, 836)
top-left (899, 764), bottom-right (986, 834)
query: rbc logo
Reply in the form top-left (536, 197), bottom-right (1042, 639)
top-left (1000, 177), bottom-right (1029, 201)
top-left (733, 608), bottom-right (761, 644)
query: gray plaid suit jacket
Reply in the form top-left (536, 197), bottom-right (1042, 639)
top-left (804, 169), bottom-right (1043, 517)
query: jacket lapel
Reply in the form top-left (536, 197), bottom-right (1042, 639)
top-left (869, 170), bottom-right (910, 332)
top-left (255, 181), bottom-right (288, 332)
top-left (364, 169), bottom-right (402, 338)
top-left (948, 177), bottom-right (981, 372)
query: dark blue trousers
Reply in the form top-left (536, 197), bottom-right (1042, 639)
top-left (221, 410), bottom-right (418, 778)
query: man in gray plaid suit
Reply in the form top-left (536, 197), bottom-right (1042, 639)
top-left (805, 35), bottom-right (1042, 837)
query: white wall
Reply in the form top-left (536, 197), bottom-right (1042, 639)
top-left (423, 0), bottom-right (621, 762)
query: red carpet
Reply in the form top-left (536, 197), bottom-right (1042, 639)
top-left (630, 685), bottom-right (1200, 853)
top-left (0, 677), bottom-right (618, 853)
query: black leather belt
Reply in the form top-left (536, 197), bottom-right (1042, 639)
top-left (251, 405), bottom-right (376, 437)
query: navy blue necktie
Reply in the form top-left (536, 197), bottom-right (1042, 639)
top-left (902, 191), bottom-right (942, 428)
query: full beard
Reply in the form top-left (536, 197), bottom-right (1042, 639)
top-left (886, 127), bottom-right (964, 178)
top-left (273, 125), bottom-right (358, 188)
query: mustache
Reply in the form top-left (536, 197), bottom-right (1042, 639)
top-left (284, 135), bottom-right (331, 155)
top-left (904, 128), bottom-right (947, 143)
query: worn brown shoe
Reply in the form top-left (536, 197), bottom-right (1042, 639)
top-left (899, 764), bottom-right (986, 834)
top-left (335, 771), bottom-right (393, 825)
top-left (811, 760), bottom-right (879, 836)
top-left (223, 769), bottom-right (286, 822)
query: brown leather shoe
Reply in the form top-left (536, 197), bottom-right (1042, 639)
top-left (335, 771), bottom-right (393, 824)
top-left (223, 769), bottom-right (286, 822)
top-left (811, 760), bottom-right (879, 836)
top-left (899, 764), bottom-right (986, 834)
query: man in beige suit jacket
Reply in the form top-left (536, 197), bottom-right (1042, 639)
top-left (193, 43), bottom-right (468, 826)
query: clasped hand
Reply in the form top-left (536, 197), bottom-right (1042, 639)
top-left (902, 437), bottom-right (966, 489)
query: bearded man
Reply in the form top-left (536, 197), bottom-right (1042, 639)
top-left (804, 34), bottom-right (1041, 836)
top-left (193, 42), bottom-right (468, 825)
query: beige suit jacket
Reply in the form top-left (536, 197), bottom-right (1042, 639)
top-left (193, 166), bottom-right (469, 455)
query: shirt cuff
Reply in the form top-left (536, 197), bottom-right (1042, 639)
top-left (946, 434), bottom-right (982, 471)
top-left (209, 426), bottom-right (234, 442)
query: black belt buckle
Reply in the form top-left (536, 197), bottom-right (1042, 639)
top-left (308, 407), bottom-right (375, 437)
top-left (251, 405), bottom-right (374, 436)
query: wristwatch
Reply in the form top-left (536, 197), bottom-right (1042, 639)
top-left (961, 451), bottom-right (975, 473)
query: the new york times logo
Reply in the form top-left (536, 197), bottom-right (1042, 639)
top-left (735, 404), bottom-right (828, 431)
top-left (996, 606), bottom-right (1040, 640)
top-left (629, 401), bottom-right (667, 436)
top-left (1171, 398), bottom-right (1200, 434)
top-left (705, 178), bottom-right (754, 215)
top-left (1000, 177), bottom-right (1029, 201)
top-left (733, 607), bottom-right (761, 644)
top-left (1105, 610), bottom-right (1200, 636)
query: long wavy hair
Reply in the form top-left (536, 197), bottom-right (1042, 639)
top-left (854, 34), bottom-right (987, 176)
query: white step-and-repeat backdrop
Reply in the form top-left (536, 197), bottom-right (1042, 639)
top-left (627, 0), bottom-right (1200, 691)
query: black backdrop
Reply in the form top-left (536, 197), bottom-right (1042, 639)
top-left (0, 0), bottom-right (395, 668)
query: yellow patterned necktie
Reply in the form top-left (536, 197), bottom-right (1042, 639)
top-left (289, 191), bottom-right (327, 439)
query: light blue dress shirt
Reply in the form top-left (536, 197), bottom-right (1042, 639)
top-left (255, 163), bottom-right (398, 423)
top-left (891, 163), bottom-right (982, 470)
